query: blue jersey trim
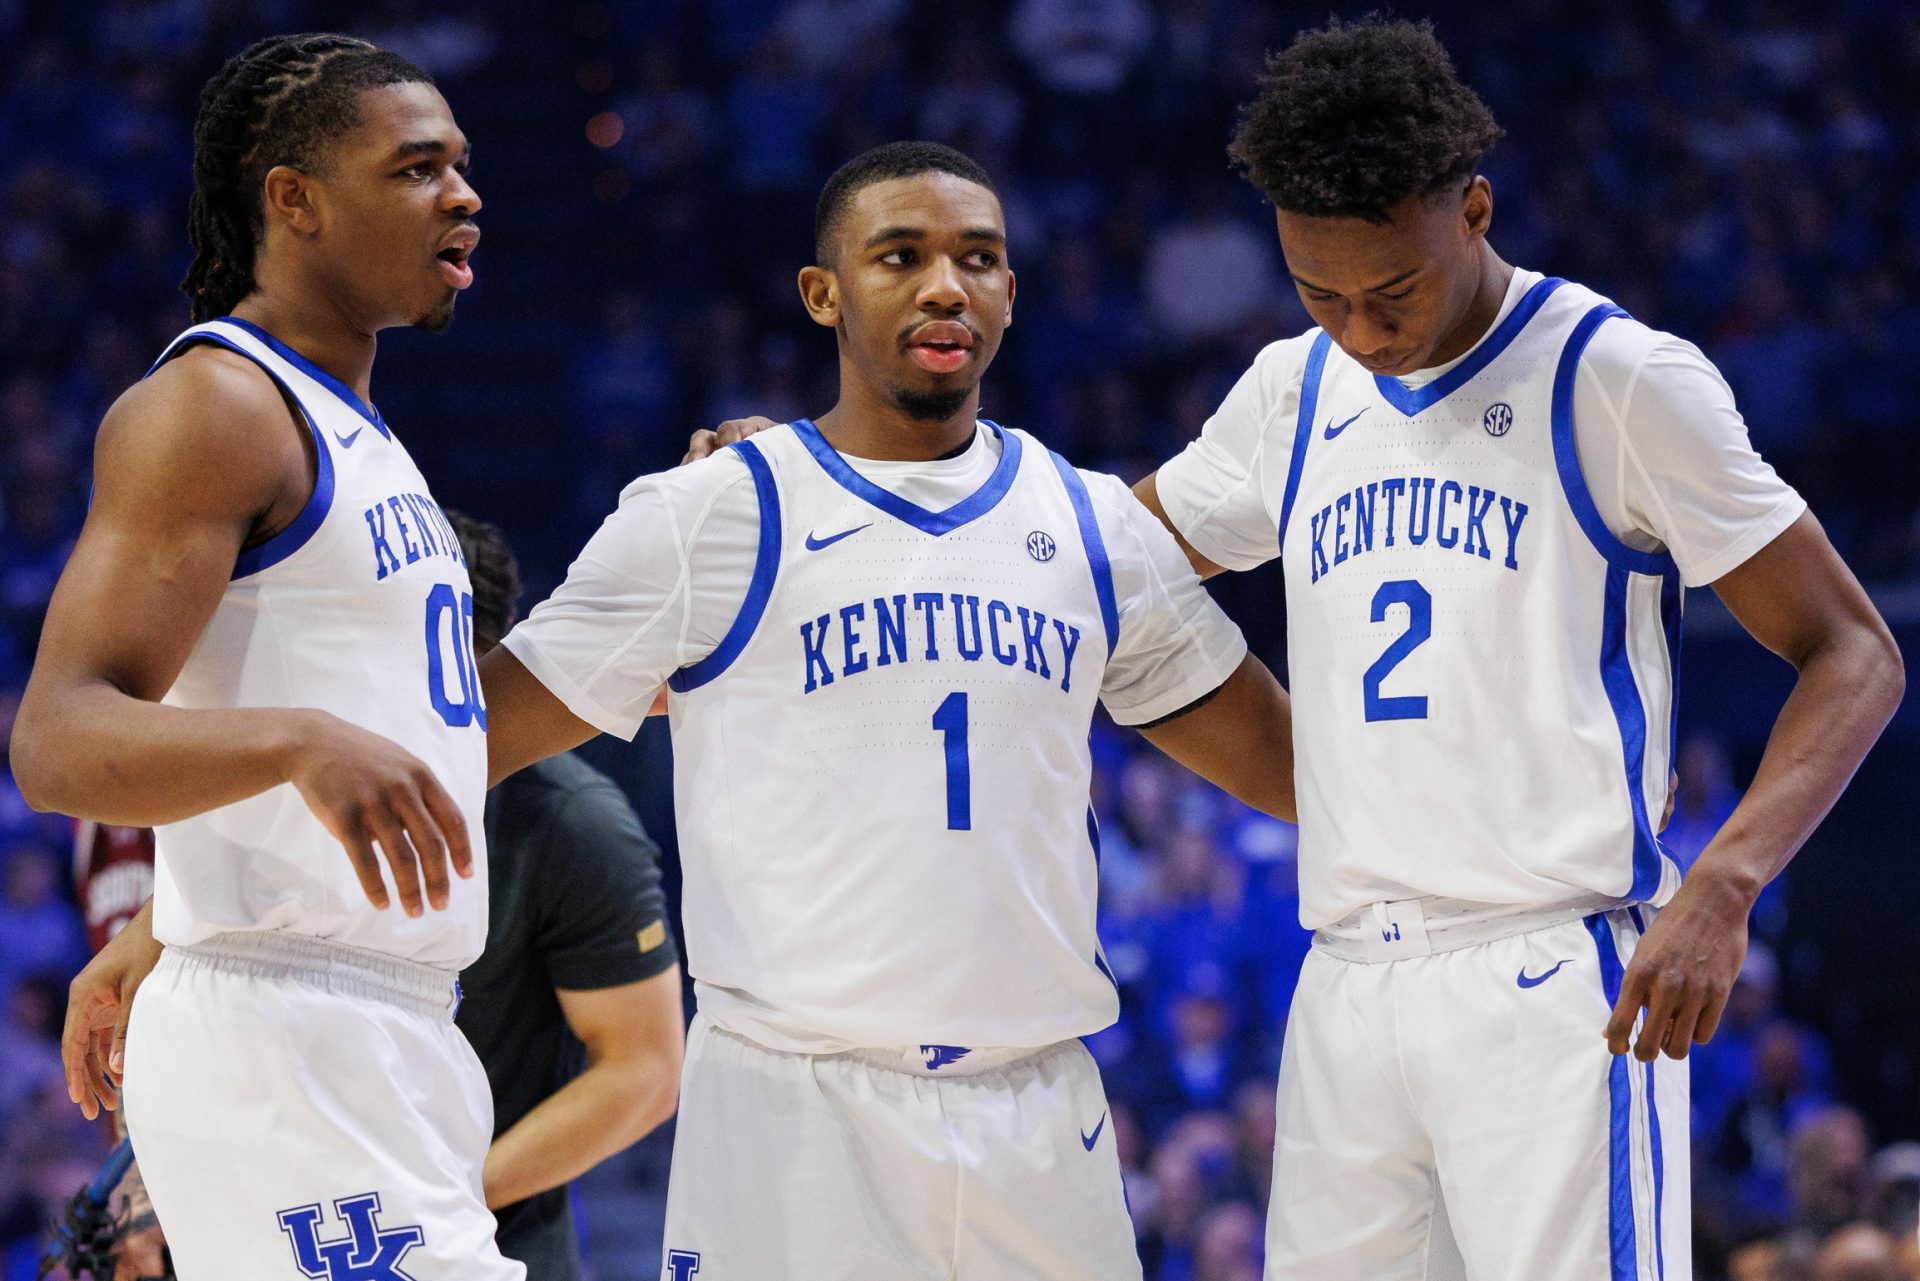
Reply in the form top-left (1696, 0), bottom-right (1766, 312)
top-left (215, 317), bottom-right (391, 437)
top-left (1048, 450), bottom-right (1120, 654)
top-left (668, 440), bottom-right (781, 693)
top-left (1276, 331), bottom-right (1331, 550)
top-left (1550, 304), bottom-right (1675, 576)
top-left (1646, 1058), bottom-right (1667, 1280)
top-left (148, 331), bottom-right (336, 581)
top-left (1087, 806), bottom-right (1117, 992)
top-left (1660, 572), bottom-right (1684, 766)
top-left (1586, 912), bottom-right (1640, 1281)
top-left (1602, 563), bottom-right (1671, 901)
top-left (1372, 276), bottom-right (1567, 415)
top-left (792, 417), bottom-right (1020, 536)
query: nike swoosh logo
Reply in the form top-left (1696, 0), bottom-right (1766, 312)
top-left (1517, 960), bottom-right (1570, 989)
top-left (804, 523), bottom-right (872, 551)
top-left (332, 425), bottom-right (365, 449)
top-left (1323, 409), bottom-right (1365, 440)
top-left (1081, 1110), bottom-right (1107, 1151)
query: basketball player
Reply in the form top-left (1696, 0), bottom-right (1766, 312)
top-left (477, 141), bottom-right (1296, 1279)
top-left (1125, 19), bottom-right (1904, 1280)
top-left (15, 35), bottom-right (521, 1280)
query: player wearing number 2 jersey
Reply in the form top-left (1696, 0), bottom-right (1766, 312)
top-left (15, 36), bottom-right (523, 1280)
top-left (481, 142), bottom-right (1296, 1280)
top-left (1133, 18), bottom-right (1904, 1281)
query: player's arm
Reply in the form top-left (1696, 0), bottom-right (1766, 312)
top-left (479, 646), bottom-right (600, 785)
top-left (480, 966), bottom-right (685, 1209)
top-left (1605, 518), bottom-right (1902, 1063)
top-left (1136, 654), bottom-right (1295, 820)
top-left (1133, 471), bottom-right (1229, 580)
top-left (12, 351), bottom-right (471, 916)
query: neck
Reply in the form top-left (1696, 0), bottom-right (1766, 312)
top-left (1423, 244), bottom-right (1513, 370)
top-left (228, 269), bottom-right (379, 403)
top-left (813, 368), bottom-right (980, 462)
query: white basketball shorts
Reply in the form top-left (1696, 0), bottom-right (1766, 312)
top-left (659, 1014), bottom-right (1141, 1280)
top-left (1266, 904), bottom-right (1689, 1281)
top-left (122, 931), bottom-right (524, 1281)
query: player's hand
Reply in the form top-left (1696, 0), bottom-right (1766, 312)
top-left (681, 416), bottom-right (779, 465)
top-left (1604, 867), bottom-right (1752, 1062)
top-left (283, 710), bottom-right (473, 916)
top-left (63, 901), bottom-right (163, 1120)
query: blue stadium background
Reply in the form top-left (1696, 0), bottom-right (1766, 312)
top-left (2, 2), bottom-right (1918, 1278)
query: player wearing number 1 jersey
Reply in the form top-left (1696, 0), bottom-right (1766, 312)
top-left (1133, 18), bottom-right (1904, 1281)
top-left (481, 142), bottom-right (1295, 1280)
top-left (15, 36), bottom-right (523, 1280)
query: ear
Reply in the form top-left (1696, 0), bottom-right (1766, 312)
top-left (1462, 175), bottom-right (1493, 241)
top-left (1003, 267), bottom-right (1015, 330)
top-left (798, 265), bottom-right (839, 328)
top-left (261, 164), bottom-right (321, 238)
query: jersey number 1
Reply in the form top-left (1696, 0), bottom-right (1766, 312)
top-left (932, 691), bottom-right (971, 830)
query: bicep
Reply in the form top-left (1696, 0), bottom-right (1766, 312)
top-left (556, 967), bottom-right (685, 1065)
top-left (479, 647), bottom-right (600, 784)
top-left (1134, 472), bottom-right (1227, 579)
top-left (1709, 510), bottom-right (1885, 667)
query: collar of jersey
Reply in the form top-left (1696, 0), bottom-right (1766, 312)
top-left (792, 417), bottom-right (1021, 536)
top-left (1370, 276), bottom-right (1566, 416)
top-left (217, 316), bottom-right (392, 437)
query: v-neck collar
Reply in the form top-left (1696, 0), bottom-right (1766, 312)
top-left (219, 317), bottom-right (392, 437)
top-left (792, 417), bottom-right (1022, 536)
top-left (1371, 276), bottom-right (1565, 416)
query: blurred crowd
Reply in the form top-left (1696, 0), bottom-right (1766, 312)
top-left (2, 1), bottom-right (1918, 1278)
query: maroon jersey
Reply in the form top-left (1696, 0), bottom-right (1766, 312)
top-left (72, 820), bottom-right (156, 954)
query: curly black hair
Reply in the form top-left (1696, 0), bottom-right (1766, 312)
top-left (182, 34), bottom-right (433, 321)
top-left (1228, 15), bottom-right (1502, 223)
top-left (815, 140), bottom-right (997, 267)
top-left (445, 509), bottom-right (521, 655)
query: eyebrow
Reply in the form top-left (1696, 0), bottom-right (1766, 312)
top-left (1292, 266), bottom-right (1420, 295)
top-left (863, 226), bottom-right (1007, 249)
top-left (385, 139), bottom-right (469, 164)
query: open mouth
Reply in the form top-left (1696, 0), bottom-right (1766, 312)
top-left (436, 244), bottom-right (474, 290)
top-left (905, 322), bottom-right (975, 374)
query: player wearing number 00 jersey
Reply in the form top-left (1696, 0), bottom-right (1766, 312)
top-left (1139, 19), bottom-right (1903, 1281)
top-left (485, 142), bottom-right (1294, 1280)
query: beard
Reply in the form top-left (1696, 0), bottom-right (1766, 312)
top-left (413, 295), bottom-right (458, 333)
top-left (890, 381), bottom-right (975, 421)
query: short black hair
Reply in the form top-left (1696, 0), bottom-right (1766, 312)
top-left (182, 34), bottom-right (434, 321)
top-left (814, 141), bottom-right (997, 267)
top-left (445, 510), bottom-right (520, 656)
top-left (1228, 15), bottom-right (1502, 223)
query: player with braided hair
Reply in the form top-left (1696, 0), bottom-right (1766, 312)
top-left (17, 32), bottom-right (520, 1280)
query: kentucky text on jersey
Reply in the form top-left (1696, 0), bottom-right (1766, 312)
top-left (1307, 475), bottom-right (1531, 584)
top-left (801, 592), bottom-right (1086, 695)
top-left (363, 493), bottom-right (467, 581)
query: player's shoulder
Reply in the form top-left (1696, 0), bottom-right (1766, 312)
top-left (106, 341), bottom-right (293, 452)
top-left (617, 428), bottom-right (780, 519)
top-left (1551, 278), bottom-right (1714, 383)
top-left (1244, 329), bottom-right (1325, 393)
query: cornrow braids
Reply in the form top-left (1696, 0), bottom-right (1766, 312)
top-left (182, 33), bottom-right (434, 321)
top-left (444, 510), bottom-right (521, 656)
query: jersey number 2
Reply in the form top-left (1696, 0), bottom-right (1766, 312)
top-left (932, 691), bottom-right (971, 830)
top-left (1363, 579), bottom-right (1430, 722)
top-left (426, 582), bottom-right (488, 730)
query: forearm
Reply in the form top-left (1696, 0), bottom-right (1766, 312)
top-left (480, 1056), bottom-right (678, 1210)
top-left (15, 679), bottom-right (309, 824)
top-left (1137, 655), bottom-right (1296, 821)
top-left (1688, 628), bottom-right (1903, 902)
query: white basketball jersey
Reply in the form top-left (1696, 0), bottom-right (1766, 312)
top-left (146, 319), bottom-right (489, 968)
top-left (1281, 279), bottom-right (1683, 925)
top-left (667, 420), bottom-right (1123, 1052)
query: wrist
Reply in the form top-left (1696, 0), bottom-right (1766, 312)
top-left (1684, 852), bottom-right (1766, 911)
top-left (269, 709), bottom-right (325, 784)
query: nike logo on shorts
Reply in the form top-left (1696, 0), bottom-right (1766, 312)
top-left (1517, 960), bottom-right (1570, 988)
top-left (1081, 1111), bottom-right (1107, 1151)
top-left (805, 523), bottom-right (872, 551)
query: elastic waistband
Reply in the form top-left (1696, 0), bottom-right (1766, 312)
top-left (702, 1018), bottom-right (1054, 1078)
top-left (1312, 894), bottom-right (1630, 963)
top-left (167, 931), bottom-right (459, 1018)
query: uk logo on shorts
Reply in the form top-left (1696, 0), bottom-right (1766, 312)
top-left (665, 1249), bottom-right (702, 1280)
top-left (277, 1192), bottom-right (423, 1280)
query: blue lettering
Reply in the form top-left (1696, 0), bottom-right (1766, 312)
top-left (1333, 491), bottom-right (1352, 567)
top-left (839, 602), bottom-right (869, 677)
top-left (386, 497), bottom-right (422, 564)
top-left (1054, 619), bottom-right (1082, 693)
top-left (802, 615), bottom-right (834, 692)
top-left (1352, 483), bottom-right (1377, 557)
top-left (363, 505), bottom-right (402, 580)
top-left (1017, 607), bottom-right (1051, 678)
top-left (1407, 478), bottom-right (1436, 546)
top-left (1309, 507), bottom-right (1332, 582)
top-left (405, 494), bottom-right (440, 557)
top-left (1500, 497), bottom-right (1530, 571)
top-left (951, 594), bottom-right (985, 661)
top-left (1436, 480), bottom-right (1462, 549)
top-left (874, 594), bottom-right (908, 666)
top-left (1380, 477), bottom-right (1407, 548)
top-left (1462, 485), bottom-right (1496, 560)
top-left (987, 600), bottom-right (1018, 665)
top-left (914, 592), bottom-right (946, 659)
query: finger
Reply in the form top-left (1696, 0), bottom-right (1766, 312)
top-left (84, 1040), bottom-right (116, 1116)
top-left (1634, 981), bottom-right (1679, 1063)
top-left (338, 823), bottom-right (392, 910)
top-left (680, 429), bottom-right (721, 465)
top-left (416, 773), bottom-right (473, 880)
top-left (392, 788), bottom-right (451, 911)
top-left (63, 984), bottom-right (99, 1107)
top-left (1693, 987), bottom-right (1729, 1045)
top-left (368, 812), bottom-right (425, 917)
top-left (1604, 970), bottom-right (1647, 1056)
top-left (109, 984), bottom-right (136, 1080)
top-left (1659, 989), bottom-right (1707, 1060)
